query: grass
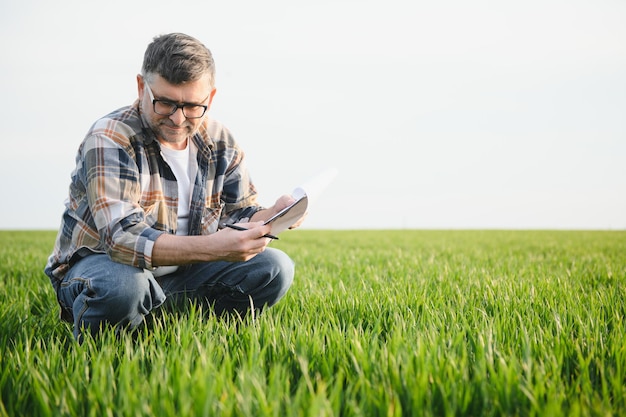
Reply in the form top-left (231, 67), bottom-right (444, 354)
top-left (0, 229), bottom-right (625, 416)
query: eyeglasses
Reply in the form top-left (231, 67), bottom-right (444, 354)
top-left (144, 81), bottom-right (209, 119)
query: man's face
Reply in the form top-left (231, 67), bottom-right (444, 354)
top-left (137, 74), bottom-right (216, 150)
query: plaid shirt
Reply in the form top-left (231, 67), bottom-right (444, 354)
top-left (45, 101), bottom-right (262, 284)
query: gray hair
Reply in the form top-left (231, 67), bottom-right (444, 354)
top-left (141, 33), bottom-right (215, 87)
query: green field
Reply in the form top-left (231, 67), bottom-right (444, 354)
top-left (1, 230), bottom-right (625, 416)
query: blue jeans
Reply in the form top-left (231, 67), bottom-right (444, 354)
top-left (56, 248), bottom-right (294, 340)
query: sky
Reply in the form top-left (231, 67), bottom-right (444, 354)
top-left (1, 0), bottom-right (625, 230)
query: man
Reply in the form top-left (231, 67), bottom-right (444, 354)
top-left (44, 33), bottom-right (299, 341)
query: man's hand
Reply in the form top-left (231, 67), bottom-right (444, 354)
top-left (216, 221), bottom-right (275, 262)
top-left (251, 194), bottom-right (307, 230)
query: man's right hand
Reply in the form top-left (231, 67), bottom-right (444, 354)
top-left (215, 222), bottom-right (274, 262)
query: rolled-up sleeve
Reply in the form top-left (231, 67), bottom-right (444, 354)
top-left (82, 134), bottom-right (163, 269)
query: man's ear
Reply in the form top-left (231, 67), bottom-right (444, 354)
top-left (207, 88), bottom-right (217, 110)
top-left (136, 74), bottom-right (145, 98)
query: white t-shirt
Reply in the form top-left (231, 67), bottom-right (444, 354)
top-left (160, 140), bottom-right (198, 236)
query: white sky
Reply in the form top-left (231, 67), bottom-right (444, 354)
top-left (1, 0), bottom-right (625, 230)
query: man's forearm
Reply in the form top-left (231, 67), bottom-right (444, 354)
top-left (151, 233), bottom-right (218, 266)
top-left (151, 225), bottom-right (272, 267)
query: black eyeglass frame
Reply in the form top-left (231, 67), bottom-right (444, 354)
top-left (144, 81), bottom-right (209, 119)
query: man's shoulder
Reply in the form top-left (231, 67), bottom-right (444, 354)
top-left (199, 117), bottom-right (236, 146)
top-left (87, 104), bottom-right (145, 146)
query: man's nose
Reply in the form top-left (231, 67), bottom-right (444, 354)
top-left (169, 107), bottom-right (187, 124)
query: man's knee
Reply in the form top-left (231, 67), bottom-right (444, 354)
top-left (88, 267), bottom-right (163, 320)
top-left (268, 249), bottom-right (295, 301)
top-left (251, 248), bottom-right (294, 307)
top-left (60, 255), bottom-right (166, 338)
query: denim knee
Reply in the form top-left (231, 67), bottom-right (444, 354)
top-left (267, 249), bottom-right (295, 304)
top-left (58, 255), bottom-right (166, 339)
top-left (243, 248), bottom-right (295, 310)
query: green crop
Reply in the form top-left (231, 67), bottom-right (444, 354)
top-left (1, 230), bottom-right (624, 416)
